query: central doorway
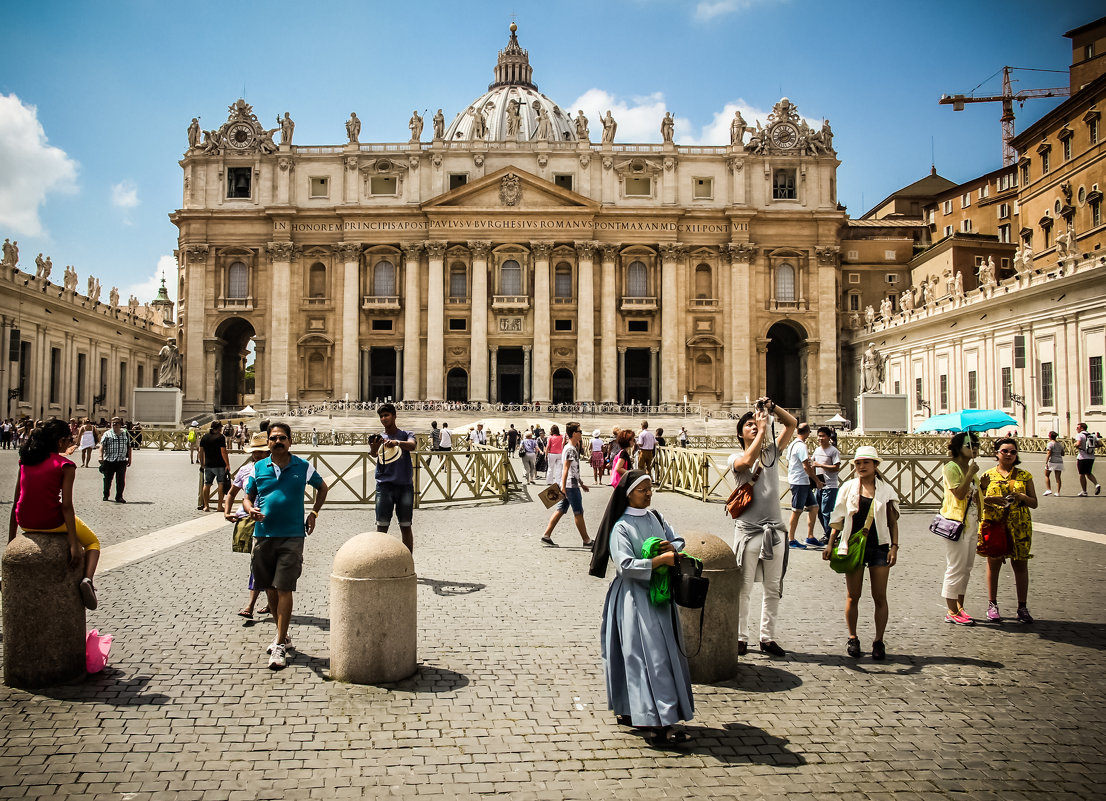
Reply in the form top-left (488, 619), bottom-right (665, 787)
top-left (552, 368), bottom-right (574, 404)
top-left (446, 367), bottom-right (469, 401)
top-left (624, 348), bottom-right (651, 404)
top-left (215, 317), bottom-right (255, 410)
top-left (497, 347), bottom-right (524, 404)
top-left (368, 347), bottom-right (397, 401)
top-left (766, 322), bottom-right (804, 410)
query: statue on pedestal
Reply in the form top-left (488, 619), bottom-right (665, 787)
top-left (575, 110), bottom-right (589, 141)
top-left (187, 117), bottom-right (201, 149)
top-left (408, 110), bottom-right (423, 142)
top-left (1, 238), bottom-right (17, 269)
top-left (861, 343), bottom-right (885, 394)
top-left (278, 112), bottom-right (294, 145)
top-left (943, 266), bottom-right (955, 297)
top-left (1056, 224), bottom-right (1079, 259)
top-left (660, 111), bottom-right (675, 144)
top-left (35, 253), bottom-right (50, 280)
top-left (128, 295), bottom-right (139, 316)
top-left (469, 105), bottom-right (488, 140)
top-left (1013, 244), bottom-right (1024, 273)
top-left (432, 109), bottom-right (445, 140)
top-left (730, 110), bottom-right (747, 146)
top-left (109, 286), bottom-right (120, 309)
top-left (156, 337), bottom-right (182, 389)
top-left (879, 296), bottom-right (893, 323)
top-left (978, 256), bottom-right (995, 287)
top-left (901, 287), bottom-right (915, 312)
top-left (346, 112), bottom-right (361, 144)
top-left (864, 304), bottom-right (876, 331)
top-left (954, 270), bottom-right (964, 297)
top-left (600, 110), bottom-right (617, 144)
top-left (88, 276), bottom-right (101, 303)
top-left (532, 102), bottom-right (552, 141)
top-left (505, 100), bottom-right (522, 136)
top-left (63, 265), bottom-right (78, 292)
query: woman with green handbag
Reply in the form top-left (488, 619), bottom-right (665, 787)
top-left (823, 446), bottom-right (900, 660)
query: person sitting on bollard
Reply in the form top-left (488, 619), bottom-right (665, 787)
top-left (8, 419), bottom-right (102, 609)
top-left (224, 432), bottom-right (272, 620)
top-left (589, 469), bottom-right (694, 746)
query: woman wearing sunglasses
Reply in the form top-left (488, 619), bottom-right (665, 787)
top-left (978, 438), bottom-right (1038, 623)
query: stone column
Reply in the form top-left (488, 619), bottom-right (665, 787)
top-left (489, 346), bottom-right (498, 403)
top-left (337, 242), bottom-right (363, 402)
top-left (183, 244), bottom-right (209, 405)
top-left (814, 246), bottom-right (840, 410)
top-left (252, 338), bottom-right (266, 407)
top-left (394, 345), bottom-right (403, 400)
top-left (523, 345), bottom-right (532, 402)
top-left (719, 246), bottom-right (733, 405)
top-left (650, 347), bottom-right (660, 406)
top-left (468, 240), bottom-right (491, 402)
top-left (530, 242), bottom-right (552, 403)
top-left (729, 244), bottom-right (756, 403)
top-left (267, 242), bottom-right (295, 405)
top-left (574, 241), bottom-right (597, 402)
top-left (659, 243), bottom-right (680, 403)
top-left (424, 241), bottom-right (447, 400)
top-left (401, 243), bottom-right (423, 400)
top-left (599, 244), bottom-right (619, 402)
top-left (755, 337), bottom-right (770, 399)
top-left (618, 346), bottom-right (627, 403)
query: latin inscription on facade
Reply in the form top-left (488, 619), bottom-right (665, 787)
top-left (273, 219), bottom-right (733, 235)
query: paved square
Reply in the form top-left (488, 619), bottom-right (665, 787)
top-left (2, 449), bottom-right (1105, 799)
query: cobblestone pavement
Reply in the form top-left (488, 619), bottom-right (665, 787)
top-left (1, 453), bottom-right (1105, 799)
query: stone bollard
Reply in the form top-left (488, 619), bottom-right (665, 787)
top-left (677, 531), bottom-right (740, 684)
top-left (3, 533), bottom-right (87, 688)
top-left (330, 532), bottom-right (417, 684)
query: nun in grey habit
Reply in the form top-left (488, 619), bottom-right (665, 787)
top-left (591, 469), bottom-right (695, 745)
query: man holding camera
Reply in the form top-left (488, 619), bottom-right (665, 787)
top-left (369, 403), bottom-right (417, 552)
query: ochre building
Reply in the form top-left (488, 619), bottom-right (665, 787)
top-left (171, 26), bottom-right (845, 419)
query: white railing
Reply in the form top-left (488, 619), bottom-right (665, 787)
top-left (492, 295), bottom-right (529, 309)
top-left (621, 296), bottom-right (657, 311)
top-left (362, 295), bottom-right (401, 310)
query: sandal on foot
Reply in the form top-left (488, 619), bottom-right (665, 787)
top-left (540, 537), bottom-right (556, 546)
top-left (237, 608), bottom-right (254, 619)
top-left (257, 606), bottom-right (270, 616)
top-left (649, 728), bottom-right (692, 746)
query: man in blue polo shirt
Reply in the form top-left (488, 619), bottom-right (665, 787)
top-left (244, 422), bottom-right (328, 670)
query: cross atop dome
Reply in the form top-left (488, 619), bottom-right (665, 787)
top-left (490, 22), bottom-right (537, 91)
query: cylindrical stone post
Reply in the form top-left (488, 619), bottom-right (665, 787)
top-left (677, 531), bottom-right (740, 684)
top-left (3, 533), bottom-right (87, 688)
top-left (330, 532), bottom-right (417, 684)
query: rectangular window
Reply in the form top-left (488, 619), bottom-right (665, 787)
top-left (554, 319), bottom-right (573, 332)
top-left (998, 224), bottom-right (1011, 243)
top-left (627, 320), bottom-right (649, 333)
top-left (927, 209), bottom-right (935, 224)
top-left (370, 319), bottom-right (393, 331)
top-left (99, 357), bottom-right (108, 402)
top-left (1014, 335), bottom-right (1026, 368)
top-left (309, 177), bottom-right (329, 198)
top-left (998, 172), bottom-right (1016, 191)
top-left (18, 342), bottom-right (31, 401)
top-left (998, 203), bottom-right (1010, 219)
top-left (961, 192), bottom-right (971, 208)
top-left (886, 273), bottom-right (898, 284)
top-left (1001, 366), bottom-right (1013, 406)
top-left (1091, 355), bottom-right (1104, 405)
top-left (449, 269), bottom-right (467, 299)
top-left (978, 185), bottom-right (989, 199)
top-left (848, 293), bottom-right (860, 311)
top-left (227, 167), bottom-right (251, 199)
top-left (448, 318), bottom-right (467, 331)
top-left (968, 370), bottom-right (978, 408)
top-left (693, 177), bottom-right (713, 199)
top-left (370, 176), bottom-right (397, 195)
top-left (961, 219), bottom-right (972, 232)
top-left (448, 174), bottom-right (468, 190)
top-left (1020, 162), bottom-right (1030, 186)
top-left (1063, 138), bottom-right (1072, 161)
top-left (553, 174), bottom-right (574, 191)
top-left (119, 361), bottom-right (127, 407)
top-left (915, 377), bottom-right (923, 411)
top-left (1092, 199), bottom-right (1102, 227)
top-left (76, 352), bottom-right (87, 406)
top-left (894, 381), bottom-right (901, 394)
top-left (1091, 118), bottom-right (1099, 145)
top-left (847, 251), bottom-right (859, 261)
top-left (49, 347), bottom-right (61, 405)
top-left (772, 169), bottom-right (796, 200)
top-left (1086, 42), bottom-right (1096, 60)
top-left (939, 374), bottom-right (948, 411)
top-left (1041, 150), bottom-right (1050, 175)
top-left (848, 273), bottom-right (860, 283)
top-left (137, 364), bottom-right (144, 389)
top-left (1040, 361), bottom-right (1054, 407)
top-left (884, 250), bottom-right (896, 260)
top-left (1001, 257), bottom-right (1011, 270)
top-left (942, 200), bottom-right (953, 214)
top-left (625, 176), bottom-right (652, 196)
top-left (1043, 225), bottom-right (1051, 248)
top-left (944, 225), bottom-right (953, 237)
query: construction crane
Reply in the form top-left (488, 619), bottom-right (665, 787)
top-left (940, 66), bottom-right (1070, 166)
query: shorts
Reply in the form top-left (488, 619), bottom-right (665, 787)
top-left (251, 536), bottom-right (305, 592)
top-left (557, 486), bottom-right (584, 516)
top-left (790, 484), bottom-right (817, 509)
top-left (203, 466), bottom-right (228, 485)
top-left (864, 531), bottom-right (890, 567)
top-left (376, 482), bottom-right (414, 528)
top-left (1046, 462), bottom-right (1064, 473)
top-left (1078, 459), bottom-right (1095, 476)
top-left (24, 515), bottom-right (101, 551)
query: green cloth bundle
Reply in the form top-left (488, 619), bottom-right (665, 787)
top-left (641, 536), bottom-right (673, 605)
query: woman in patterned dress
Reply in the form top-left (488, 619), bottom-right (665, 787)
top-left (978, 437), bottom-right (1038, 624)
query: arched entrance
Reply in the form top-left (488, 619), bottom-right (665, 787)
top-left (446, 367), bottom-right (468, 402)
top-left (214, 317), bottom-right (255, 410)
top-left (551, 368), bottom-right (574, 404)
top-left (765, 322), bottom-right (804, 411)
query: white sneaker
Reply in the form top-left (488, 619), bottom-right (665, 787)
top-left (1078, 491), bottom-right (1088, 497)
top-left (268, 642), bottom-right (287, 670)
top-left (266, 637), bottom-right (293, 654)
top-left (1043, 490), bottom-right (1052, 496)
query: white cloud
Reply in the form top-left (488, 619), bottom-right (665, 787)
top-left (111, 180), bottom-right (139, 209)
top-left (125, 254), bottom-right (177, 307)
top-left (0, 93), bottom-right (78, 237)
top-left (694, 0), bottom-right (782, 20)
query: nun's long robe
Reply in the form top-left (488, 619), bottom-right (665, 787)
top-left (600, 508), bottom-right (695, 726)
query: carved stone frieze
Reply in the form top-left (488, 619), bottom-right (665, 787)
top-left (579, 153), bottom-right (591, 168)
top-left (499, 173), bottom-right (522, 207)
top-left (278, 157), bottom-right (294, 172)
top-left (473, 153), bottom-right (485, 167)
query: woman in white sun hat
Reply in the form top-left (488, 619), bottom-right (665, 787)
top-left (824, 446), bottom-right (900, 661)
top-left (589, 429), bottom-right (605, 485)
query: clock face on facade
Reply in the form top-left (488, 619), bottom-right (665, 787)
top-left (770, 122), bottom-right (799, 150)
top-left (227, 123), bottom-right (255, 149)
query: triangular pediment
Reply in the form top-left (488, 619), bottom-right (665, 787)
top-left (423, 167), bottom-right (598, 212)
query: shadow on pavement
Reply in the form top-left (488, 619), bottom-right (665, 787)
top-left (34, 667), bottom-right (170, 706)
top-left (632, 722), bottom-right (806, 765)
top-left (417, 577), bottom-right (487, 596)
top-left (786, 650), bottom-right (1004, 675)
top-left (374, 664), bottom-right (471, 693)
top-left (983, 619), bottom-right (1106, 651)
top-left (289, 614), bottom-right (330, 631)
top-left (711, 662), bottom-right (804, 692)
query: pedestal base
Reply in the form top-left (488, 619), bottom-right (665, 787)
top-left (133, 387), bottom-right (182, 426)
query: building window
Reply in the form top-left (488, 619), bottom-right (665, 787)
top-left (370, 176), bottom-right (397, 195)
top-left (554, 262), bottom-right (573, 299)
top-left (1020, 161), bottom-right (1030, 186)
top-left (884, 250), bottom-right (896, 260)
top-left (625, 176), bottom-right (652, 196)
top-left (693, 177), bottom-right (713, 199)
top-left (961, 219), bottom-right (972, 233)
top-left (1001, 366), bottom-right (1013, 406)
top-left (848, 272), bottom-right (860, 283)
top-left (998, 203), bottom-right (1010, 219)
top-left (943, 225), bottom-right (953, 237)
top-left (886, 273), bottom-right (899, 284)
top-left (500, 259), bottom-right (522, 295)
top-left (554, 174), bottom-right (573, 191)
top-left (1042, 225), bottom-right (1051, 248)
top-left (961, 192), bottom-right (971, 208)
top-left (1090, 118), bottom-right (1099, 145)
top-left (772, 169), bottom-right (796, 200)
top-left (998, 172), bottom-right (1016, 191)
top-left (1041, 361), bottom-right (1054, 407)
top-left (76, 352), bottom-right (86, 406)
top-left (926, 209), bottom-right (935, 224)
top-left (373, 260), bottom-right (396, 296)
top-left (137, 364), bottom-right (144, 389)
top-left (49, 347), bottom-right (61, 405)
top-left (1041, 150), bottom-right (1050, 175)
top-left (939, 374), bottom-right (948, 411)
top-left (371, 319), bottom-right (393, 331)
top-left (449, 265), bottom-right (467, 299)
top-left (978, 185), bottom-right (989, 199)
top-left (309, 177), bottom-right (329, 198)
top-left (627, 320), bottom-right (649, 333)
top-left (119, 361), bottom-right (127, 407)
top-left (448, 174), bottom-right (468, 190)
top-left (1092, 198), bottom-right (1102, 227)
top-left (228, 261), bottom-right (248, 299)
top-left (968, 370), bottom-right (978, 408)
top-left (1063, 138), bottom-right (1072, 161)
top-left (915, 377), bottom-right (923, 411)
top-left (1091, 355), bottom-right (1104, 405)
top-left (998, 224), bottom-right (1011, 243)
top-left (448, 318), bottom-right (467, 331)
top-left (694, 264), bottom-right (712, 298)
top-left (99, 357), bottom-right (108, 402)
top-left (1086, 42), bottom-right (1096, 60)
top-left (848, 292), bottom-right (860, 311)
top-left (626, 261), bottom-right (647, 297)
top-left (942, 200), bottom-right (953, 214)
top-left (775, 263), bottom-right (796, 302)
top-left (308, 263), bottom-right (326, 298)
top-left (18, 341), bottom-right (30, 401)
top-left (554, 319), bottom-right (573, 332)
top-left (227, 167), bottom-right (251, 199)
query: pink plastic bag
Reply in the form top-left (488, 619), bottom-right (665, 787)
top-left (85, 629), bottom-right (113, 673)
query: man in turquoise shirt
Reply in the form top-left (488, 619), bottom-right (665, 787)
top-left (244, 422), bottom-right (328, 670)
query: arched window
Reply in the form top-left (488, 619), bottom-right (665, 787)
top-left (775, 263), bottom-right (796, 302)
top-left (228, 262), bottom-right (248, 299)
top-left (308, 263), bottom-right (326, 298)
top-left (373, 260), bottom-right (396, 296)
top-left (554, 262), bottom-right (573, 298)
top-left (500, 259), bottom-right (521, 295)
top-left (694, 264), bottom-right (712, 299)
top-left (627, 261), bottom-right (648, 297)
top-left (449, 263), bottom-right (467, 299)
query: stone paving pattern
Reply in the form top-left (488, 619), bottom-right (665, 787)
top-left (1, 448), bottom-right (1105, 799)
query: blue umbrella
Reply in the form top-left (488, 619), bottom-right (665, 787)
top-left (913, 409), bottom-right (1019, 434)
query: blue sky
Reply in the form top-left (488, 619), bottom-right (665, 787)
top-left (0, 0), bottom-right (1095, 306)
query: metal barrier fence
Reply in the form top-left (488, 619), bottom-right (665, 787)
top-left (680, 434), bottom-right (1095, 456)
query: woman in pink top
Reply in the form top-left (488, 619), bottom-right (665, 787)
top-left (8, 419), bottom-right (102, 609)
top-left (544, 424), bottom-right (565, 485)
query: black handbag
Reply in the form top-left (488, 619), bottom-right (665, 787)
top-left (669, 550), bottom-right (709, 659)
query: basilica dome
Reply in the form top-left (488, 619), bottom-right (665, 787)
top-left (443, 25), bottom-right (578, 144)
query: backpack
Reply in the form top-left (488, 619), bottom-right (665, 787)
top-left (1083, 432), bottom-right (1100, 456)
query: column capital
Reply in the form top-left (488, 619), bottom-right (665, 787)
top-left (659, 242), bottom-right (685, 260)
top-left (424, 241), bottom-right (448, 259)
top-left (815, 245), bottom-right (840, 266)
top-left (649, 346), bottom-right (659, 354)
top-left (574, 240), bottom-right (600, 257)
top-left (183, 243), bottom-right (210, 263)
top-left (401, 242), bottom-right (425, 259)
top-left (394, 344), bottom-right (404, 353)
top-left (467, 240), bottom-right (492, 258)
top-left (618, 346), bottom-right (627, 354)
top-left (724, 242), bottom-right (758, 263)
top-left (756, 337), bottom-right (770, 355)
top-left (522, 344), bottom-right (532, 353)
top-left (335, 242), bottom-right (363, 262)
top-left (267, 241), bottom-right (296, 262)
top-left (599, 243), bottom-right (620, 261)
top-left (529, 241), bottom-right (553, 258)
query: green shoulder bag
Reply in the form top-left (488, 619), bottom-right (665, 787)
top-left (829, 498), bottom-right (875, 574)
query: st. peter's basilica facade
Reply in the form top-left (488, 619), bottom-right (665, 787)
top-left (171, 24), bottom-right (845, 419)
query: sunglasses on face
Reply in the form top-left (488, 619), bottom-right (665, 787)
top-left (998, 449), bottom-right (1017, 455)
top-left (268, 435), bottom-right (288, 442)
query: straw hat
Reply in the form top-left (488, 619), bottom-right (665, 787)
top-left (247, 432), bottom-right (270, 454)
top-left (851, 445), bottom-right (881, 464)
